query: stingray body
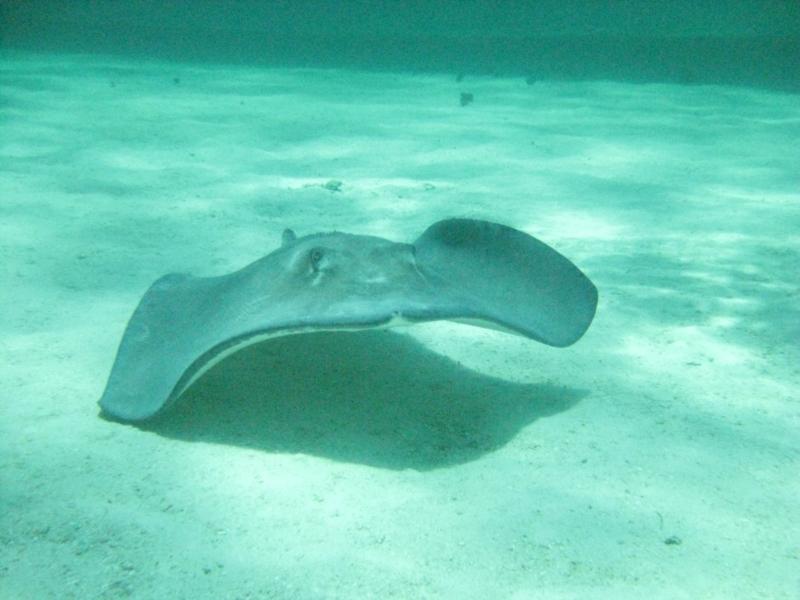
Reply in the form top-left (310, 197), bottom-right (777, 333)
top-left (99, 219), bottom-right (597, 421)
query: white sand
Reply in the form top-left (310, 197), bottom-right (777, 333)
top-left (1, 52), bottom-right (798, 599)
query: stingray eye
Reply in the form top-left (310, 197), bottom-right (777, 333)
top-left (309, 248), bottom-right (325, 272)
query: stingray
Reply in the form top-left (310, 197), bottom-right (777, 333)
top-left (99, 218), bottom-right (597, 421)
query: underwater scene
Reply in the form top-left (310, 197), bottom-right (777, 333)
top-left (1, 2), bottom-right (799, 599)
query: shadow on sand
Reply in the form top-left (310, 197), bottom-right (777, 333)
top-left (133, 330), bottom-right (586, 470)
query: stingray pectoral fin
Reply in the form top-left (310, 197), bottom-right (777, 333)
top-left (414, 219), bottom-right (598, 347)
top-left (98, 270), bottom-right (283, 421)
top-left (98, 273), bottom-right (222, 421)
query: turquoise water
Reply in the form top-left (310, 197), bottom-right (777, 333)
top-left (1, 4), bottom-right (799, 599)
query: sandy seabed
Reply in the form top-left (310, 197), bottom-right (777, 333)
top-left (1, 51), bottom-right (799, 599)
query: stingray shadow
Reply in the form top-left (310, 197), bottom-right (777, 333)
top-left (137, 330), bottom-right (587, 470)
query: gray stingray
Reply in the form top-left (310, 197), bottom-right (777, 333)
top-left (99, 218), bottom-right (597, 421)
